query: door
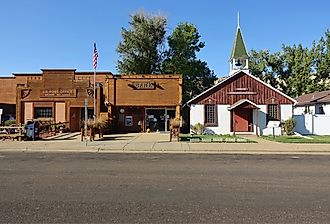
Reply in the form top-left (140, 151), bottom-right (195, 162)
top-left (70, 107), bottom-right (81, 132)
top-left (235, 108), bottom-right (253, 132)
top-left (146, 109), bottom-right (165, 132)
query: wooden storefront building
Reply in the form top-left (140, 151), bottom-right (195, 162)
top-left (1, 69), bottom-right (182, 133)
top-left (15, 69), bottom-right (109, 132)
top-left (104, 74), bottom-right (182, 133)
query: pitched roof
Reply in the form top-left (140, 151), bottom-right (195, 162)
top-left (294, 90), bottom-right (330, 105)
top-left (187, 70), bottom-right (297, 105)
top-left (228, 26), bottom-right (250, 61)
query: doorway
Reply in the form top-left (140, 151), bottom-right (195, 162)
top-left (233, 108), bottom-right (253, 132)
top-left (145, 108), bottom-right (176, 132)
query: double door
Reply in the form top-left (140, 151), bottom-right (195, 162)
top-left (146, 108), bottom-right (175, 132)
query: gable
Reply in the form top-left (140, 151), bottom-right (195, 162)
top-left (190, 71), bottom-right (294, 105)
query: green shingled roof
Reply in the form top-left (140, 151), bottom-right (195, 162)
top-left (228, 26), bottom-right (250, 61)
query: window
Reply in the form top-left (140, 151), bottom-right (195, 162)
top-left (34, 107), bottom-right (52, 118)
top-left (205, 104), bottom-right (216, 125)
top-left (268, 104), bottom-right (278, 121)
top-left (319, 106), bottom-right (324, 114)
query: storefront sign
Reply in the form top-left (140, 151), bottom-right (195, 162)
top-left (132, 82), bottom-right (155, 90)
top-left (40, 89), bottom-right (76, 98)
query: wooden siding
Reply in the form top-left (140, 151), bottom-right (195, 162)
top-left (191, 71), bottom-right (293, 105)
top-left (42, 70), bottom-right (74, 88)
top-left (0, 76), bottom-right (40, 105)
top-left (14, 70), bottom-right (107, 129)
top-left (107, 75), bottom-right (182, 107)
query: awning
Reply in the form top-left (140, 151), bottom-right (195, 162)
top-left (227, 99), bottom-right (259, 111)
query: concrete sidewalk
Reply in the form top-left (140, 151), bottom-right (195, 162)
top-left (0, 132), bottom-right (330, 154)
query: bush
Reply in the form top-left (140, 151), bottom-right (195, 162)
top-left (191, 123), bottom-right (205, 135)
top-left (282, 117), bottom-right (297, 136)
top-left (5, 119), bottom-right (16, 126)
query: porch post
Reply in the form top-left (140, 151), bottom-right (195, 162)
top-left (143, 107), bottom-right (146, 132)
top-left (256, 108), bottom-right (259, 137)
top-left (233, 109), bottom-right (235, 136)
top-left (175, 105), bottom-right (180, 118)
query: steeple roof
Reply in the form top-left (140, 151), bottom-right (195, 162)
top-left (228, 25), bottom-right (250, 62)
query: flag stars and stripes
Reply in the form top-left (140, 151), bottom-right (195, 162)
top-left (93, 42), bottom-right (98, 69)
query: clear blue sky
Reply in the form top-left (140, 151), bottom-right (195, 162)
top-left (1, 0), bottom-right (329, 78)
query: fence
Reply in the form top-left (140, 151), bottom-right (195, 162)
top-left (293, 114), bottom-right (330, 135)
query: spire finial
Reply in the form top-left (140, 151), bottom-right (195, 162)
top-left (238, 12), bottom-right (240, 28)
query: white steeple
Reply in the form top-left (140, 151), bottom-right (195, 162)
top-left (229, 12), bottom-right (250, 76)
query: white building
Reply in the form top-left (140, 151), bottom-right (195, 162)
top-left (187, 17), bottom-right (296, 136)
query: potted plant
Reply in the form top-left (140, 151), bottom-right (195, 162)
top-left (169, 117), bottom-right (182, 129)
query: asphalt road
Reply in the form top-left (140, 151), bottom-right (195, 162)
top-left (0, 152), bottom-right (329, 223)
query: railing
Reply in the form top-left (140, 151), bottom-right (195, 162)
top-left (38, 121), bottom-right (69, 136)
top-left (0, 126), bottom-right (25, 141)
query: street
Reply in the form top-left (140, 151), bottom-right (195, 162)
top-left (0, 152), bottom-right (329, 223)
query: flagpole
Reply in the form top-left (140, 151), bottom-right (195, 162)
top-left (93, 39), bottom-right (96, 122)
top-left (94, 67), bottom-right (96, 122)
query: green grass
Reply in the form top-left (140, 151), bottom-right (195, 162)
top-left (179, 134), bottom-right (257, 143)
top-left (261, 135), bottom-right (330, 143)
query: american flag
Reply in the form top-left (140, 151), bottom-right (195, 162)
top-left (93, 42), bottom-right (98, 69)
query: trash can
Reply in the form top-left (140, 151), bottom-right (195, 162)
top-left (26, 121), bottom-right (39, 141)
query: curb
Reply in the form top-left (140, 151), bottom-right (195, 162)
top-left (1, 147), bottom-right (330, 155)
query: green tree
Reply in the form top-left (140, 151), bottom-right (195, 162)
top-left (280, 44), bottom-right (315, 97)
top-left (314, 29), bottom-right (330, 91)
top-left (249, 45), bottom-right (317, 97)
top-left (116, 9), bottom-right (167, 74)
top-left (249, 49), bottom-right (281, 88)
top-left (162, 22), bottom-right (216, 103)
top-left (249, 30), bottom-right (330, 98)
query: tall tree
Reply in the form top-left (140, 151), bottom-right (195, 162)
top-left (116, 9), bottom-right (167, 74)
top-left (314, 29), bottom-right (330, 91)
top-left (249, 49), bottom-right (280, 87)
top-left (280, 44), bottom-right (315, 97)
top-left (249, 30), bottom-right (330, 98)
top-left (162, 22), bottom-right (216, 103)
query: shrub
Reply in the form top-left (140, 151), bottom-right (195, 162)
top-left (5, 119), bottom-right (16, 126)
top-left (282, 117), bottom-right (297, 136)
top-left (191, 123), bottom-right (205, 135)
